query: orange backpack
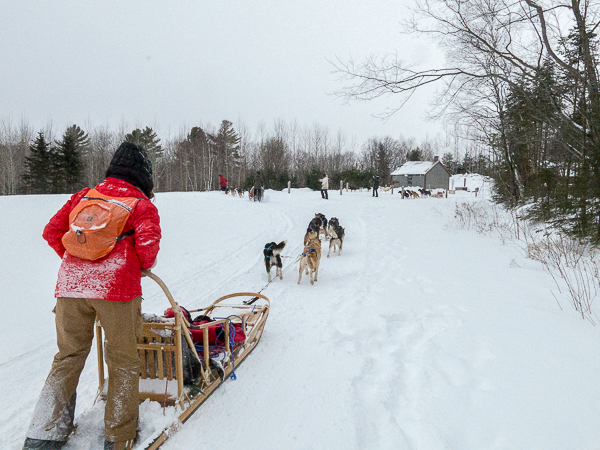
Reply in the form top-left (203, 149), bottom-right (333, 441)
top-left (62, 189), bottom-right (140, 260)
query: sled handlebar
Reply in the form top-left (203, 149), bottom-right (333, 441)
top-left (141, 269), bottom-right (202, 364)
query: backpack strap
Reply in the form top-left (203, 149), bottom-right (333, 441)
top-left (116, 229), bottom-right (135, 241)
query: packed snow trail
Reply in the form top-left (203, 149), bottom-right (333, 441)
top-left (2, 187), bottom-right (600, 449)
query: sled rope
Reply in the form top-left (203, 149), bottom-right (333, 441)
top-left (193, 315), bottom-right (243, 380)
top-left (244, 254), bottom-right (302, 305)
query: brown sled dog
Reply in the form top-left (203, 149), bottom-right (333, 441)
top-left (298, 230), bottom-right (321, 285)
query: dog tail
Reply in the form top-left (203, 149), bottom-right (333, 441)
top-left (275, 240), bottom-right (287, 250)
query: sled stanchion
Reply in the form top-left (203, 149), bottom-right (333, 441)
top-left (203, 327), bottom-right (210, 375)
top-left (224, 321), bottom-right (230, 353)
top-left (174, 318), bottom-right (185, 410)
top-left (95, 318), bottom-right (105, 399)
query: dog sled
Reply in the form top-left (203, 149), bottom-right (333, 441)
top-left (249, 188), bottom-right (264, 202)
top-left (94, 270), bottom-right (270, 449)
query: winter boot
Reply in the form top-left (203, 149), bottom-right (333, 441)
top-left (22, 438), bottom-right (67, 450)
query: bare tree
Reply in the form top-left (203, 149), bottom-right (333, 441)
top-left (334, 0), bottom-right (599, 207)
top-left (0, 118), bottom-right (32, 195)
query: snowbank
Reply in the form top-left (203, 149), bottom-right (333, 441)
top-left (451, 173), bottom-right (488, 191)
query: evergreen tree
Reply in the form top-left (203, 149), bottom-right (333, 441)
top-left (408, 148), bottom-right (423, 161)
top-left (210, 120), bottom-right (241, 183)
top-left (462, 151), bottom-right (476, 173)
top-left (22, 131), bottom-right (52, 194)
top-left (53, 125), bottom-right (89, 193)
top-left (338, 167), bottom-right (373, 189)
top-left (125, 127), bottom-right (163, 160)
top-left (442, 152), bottom-right (455, 174)
top-left (304, 167), bottom-right (323, 191)
top-left (125, 127), bottom-right (163, 190)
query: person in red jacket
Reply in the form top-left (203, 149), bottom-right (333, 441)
top-left (23, 142), bottom-right (161, 450)
top-left (219, 173), bottom-right (228, 192)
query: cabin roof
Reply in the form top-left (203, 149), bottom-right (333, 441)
top-left (391, 161), bottom-right (435, 176)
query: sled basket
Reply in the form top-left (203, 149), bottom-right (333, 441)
top-left (94, 270), bottom-right (270, 449)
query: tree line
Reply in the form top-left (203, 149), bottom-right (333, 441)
top-left (0, 117), bottom-right (485, 197)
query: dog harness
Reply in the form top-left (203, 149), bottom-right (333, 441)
top-left (264, 243), bottom-right (274, 260)
top-left (302, 245), bottom-right (317, 257)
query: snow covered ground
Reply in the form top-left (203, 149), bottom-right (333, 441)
top-left (451, 173), bottom-right (487, 192)
top-left (2, 184), bottom-right (600, 449)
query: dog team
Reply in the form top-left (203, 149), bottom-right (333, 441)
top-left (263, 213), bottom-right (345, 286)
top-left (400, 188), bottom-right (431, 199)
top-left (218, 172), bottom-right (265, 201)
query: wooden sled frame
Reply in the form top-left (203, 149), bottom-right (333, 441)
top-left (95, 270), bottom-right (270, 449)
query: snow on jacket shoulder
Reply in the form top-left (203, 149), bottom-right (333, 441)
top-left (43, 178), bottom-right (161, 302)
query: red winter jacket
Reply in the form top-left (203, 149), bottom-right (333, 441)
top-left (43, 178), bottom-right (161, 302)
top-left (219, 175), bottom-right (227, 187)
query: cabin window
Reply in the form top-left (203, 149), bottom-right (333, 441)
top-left (407, 175), bottom-right (413, 186)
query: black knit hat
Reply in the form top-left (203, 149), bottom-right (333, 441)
top-left (106, 142), bottom-right (153, 197)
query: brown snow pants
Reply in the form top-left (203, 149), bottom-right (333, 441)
top-left (26, 296), bottom-right (143, 443)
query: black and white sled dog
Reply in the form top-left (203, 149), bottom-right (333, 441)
top-left (327, 217), bottom-right (345, 257)
top-left (264, 240), bottom-right (287, 282)
top-left (314, 213), bottom-right (329, 238)
top-left (305, 216), bottom-right (322, 244)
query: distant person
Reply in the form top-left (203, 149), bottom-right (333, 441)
top-left (219, 174), bottom-right (228, 193)
top-left (23, 142), bottom-right (161, 450)
top-left (373, 176), bottom-right (380, 197)
top-left (253, 171), bottom-right (262, 202)
top-left (319, 173), bottom-right (329, 199)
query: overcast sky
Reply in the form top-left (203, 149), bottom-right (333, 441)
top-left (0, 0), bottom-right (444, 146)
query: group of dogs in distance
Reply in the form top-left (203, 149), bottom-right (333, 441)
top-left (263, 213), bottom-right (345, 286)
top-left (225, 188), bottom-right (244, 198)
top-left (225, 188), bottom-right (265, 201)
top-left (348, 186), bottom-right (440, 198)
top-left (400, 188), bottom-right (430, 198)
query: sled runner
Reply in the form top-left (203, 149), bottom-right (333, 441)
top-left (94, 270), bottom-right (270, 449)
